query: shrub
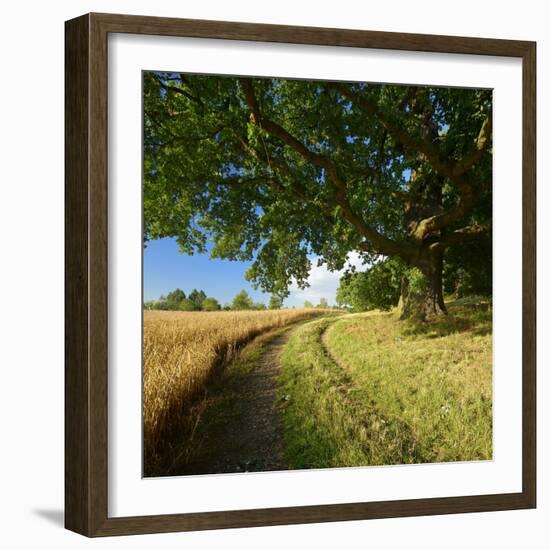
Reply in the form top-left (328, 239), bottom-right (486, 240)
top-left (177, 298), bottom-right (196, 311)
top-left (202, 297), bottom-right (221, 311)
top-left (231, 290), bottom-right (254, 310)
top-left (336, 258), bottom-right (404, 312)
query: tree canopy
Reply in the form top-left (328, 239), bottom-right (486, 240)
top-left (144, 73), bottom-right (492, 318)
top-left (231, 290), bottom-right (255, 310)
top-left (337, 257), bottom-right (404, 312)
top-left (166, 288), bottom-right (186, 308)
top-left (202, 297), bottom-right (221, 311)
top-left (269, 294), bottom-right (284, 309)
top-left (177, 298), bottom-right (196, 311)
top-left (188, 289), bottom-right (207, 310)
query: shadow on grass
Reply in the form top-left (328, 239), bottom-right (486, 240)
top-left (402, 302), bottom-right (492, 339)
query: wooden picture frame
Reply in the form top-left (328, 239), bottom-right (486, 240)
top-left (65, 12), bottom-right (536, 537)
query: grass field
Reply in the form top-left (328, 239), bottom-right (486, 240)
top-left (143, 308), bottom-right (324, 475)
top-left (144, 301), bottom-right (492, 476)
top-left (278, 302), bottom-right (492, 469)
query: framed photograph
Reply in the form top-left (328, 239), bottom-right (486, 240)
top-left (65, 12), bottom-right (536, 537)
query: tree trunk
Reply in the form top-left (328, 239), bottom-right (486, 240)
top-left (397, 252), bottom-right (447, 321)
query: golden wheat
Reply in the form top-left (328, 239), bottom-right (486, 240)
top-left (143, 308), bottom-right (323, 474)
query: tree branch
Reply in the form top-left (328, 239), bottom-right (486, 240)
top-left (240, 79), bottom-right (343, 176)
top-left (330, 83), bottom-right (454, 175)
top-left (391, 190), bottom-right (411, 203)
top-left (428, 224), bottom-right (490, 252)
top-left (411, 176), bottom-right (491, 241)
top-left (239, 78), bottom-right (414, 258)
top-left (153, 74), bottom-right (205, 108)
top-left (328, 83), bottom-right (493, 241)
top-left (451, 113), bottom-right (492, 177)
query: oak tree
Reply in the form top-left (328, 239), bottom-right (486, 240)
top-left (144, 73), bottom-right (492, 319)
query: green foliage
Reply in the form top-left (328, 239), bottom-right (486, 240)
top-left (188, 289), bottom-right (207, 310)
top-left (336, 258), bottom-right (404, 312)
top-left (166, 288), bottom-right (186, 308)
top-left (144, 289), bottom-right (272, 312)
top-left (406, 267), bottom-right (428, 295)
top-left (145, 288), bottom-right (209, 310)
top-left (443, 235), bottom-right (492, 298)
top-left (268, 294), bottom-right (284, 309)
top-left (202, 297), bottom-right (221, 311)
top-left (177, 298), bottom-right (196, 311)
top-left (303, 300), bottom-right (314, 308)
top-left (143, 73), bottom-right (492, 303)
top-left (231, 290), bottom-right (254, 310)
top-left (152, 296), bottom-right (171, 310)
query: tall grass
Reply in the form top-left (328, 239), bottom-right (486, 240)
top-left (278, 304), bottom-right (492, 469)
top-left (143, 308), bottom-right (323, 476)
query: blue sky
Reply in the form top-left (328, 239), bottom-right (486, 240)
top-left (144, 237), bottom-right (366, 307)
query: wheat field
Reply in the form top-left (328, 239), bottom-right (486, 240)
top-left (143, 308), bottom-right (323, 475)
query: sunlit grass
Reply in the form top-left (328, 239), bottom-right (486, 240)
top-left (278, 303), bottom-right (492, 469)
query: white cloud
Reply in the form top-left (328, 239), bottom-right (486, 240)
top-left (286, 252), bottom-right (368, 307)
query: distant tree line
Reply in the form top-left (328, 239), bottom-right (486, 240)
top-left (145, 289), bottom-right (286, 312)
top-left (145, 288), bottom-right (335, 312)
top-left (144, 288), bottom-right (214, 311)
top-left (302, 298), bottom-right (331, 309)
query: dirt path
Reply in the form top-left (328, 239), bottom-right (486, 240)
top-left (181, 331), bottom-right (290, 475)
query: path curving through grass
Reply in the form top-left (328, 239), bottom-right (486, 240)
top-left (279, 305), bottom-right (492, 470)
top-left (166, 303), bottom-right (491, 476)
top-left (170, 323), bottom-right (302, 476)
